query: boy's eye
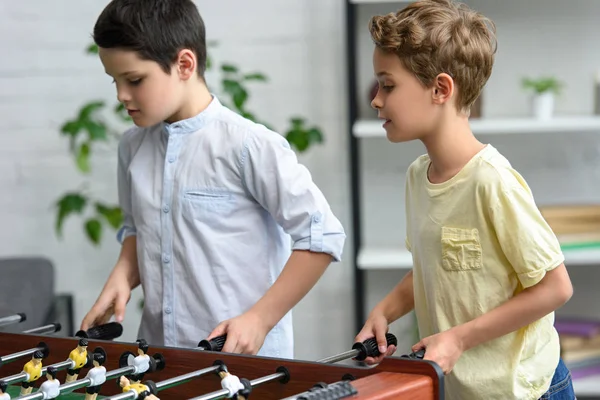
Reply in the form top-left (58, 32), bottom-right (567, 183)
top-left (129, 78), bottom-right (142, 86)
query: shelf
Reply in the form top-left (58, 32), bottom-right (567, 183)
top-left (574, 376), bottom-right (600, 396)
top-left (353, 116), bottom-right (600, 138)
top-left (357, 246), bottom-right (600, 270)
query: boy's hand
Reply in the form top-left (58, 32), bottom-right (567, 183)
top-left (354, 310), bottom-right (396, 365)
top-left (207, 310), bottom-right (270, 355)
top-left (80, 274), bottom-right (131, 331)
top-left (412, 328), bottom-right (464, 374)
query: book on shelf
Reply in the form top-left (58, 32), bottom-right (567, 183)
top-left (555, 317), bottom-right (600, 379)
top-left (539, 204), bottom-right (600, 249)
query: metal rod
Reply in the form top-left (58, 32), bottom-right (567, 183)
top-left (0, 345), bottom-right (44, 365)
top-left (23, 323), bottom-right (61, 335)
top-left (102, 391), bottom-right (137, 400)
top-left (155, 365), bottom-right (221, 392)
top-left (102, 365), bottom-right (223, 400)
top-left (188, 371), bottom-right (286, 400)
top-left (0, 313), bottom-right (26, 328)
top-left (57, 377), bottom-right (92, 395)
top-left (41, 360), bottom-right (73, 375)
top-left (316, 349), bottom-right (358, 364)
top-left (0, 371), bottom-right (28, 385)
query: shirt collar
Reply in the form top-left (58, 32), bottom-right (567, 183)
top-left (162, 94), bottom-right (222, 136)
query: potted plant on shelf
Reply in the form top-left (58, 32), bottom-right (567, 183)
top-left (521, 76), bottom-right (563, 120)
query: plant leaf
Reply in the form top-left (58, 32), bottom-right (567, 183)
top-left (78, 101), bottom-right (105, 121)
top-left (60, 121), bottom-right (83, 137)
top-left (233, 86), bottom-right (248, 110)
top-left (95, 203), bottom-right (123, 229)
top-left (87, 43), bottom-right (99, 54)
top-left (55, 193), bottom-right (87, 235)
top-left (222, 79), bottom-right (248, 111)
top-left (76, 142), bottom-right (91, 173)
top-left (243, 73), bottom-right (267, 82)
top-left (85, 218), bottom-right (102, 245)
top-left (85, 120), bottom-right (108, 141)
top-left (221, 64), bottom-right (238, 73)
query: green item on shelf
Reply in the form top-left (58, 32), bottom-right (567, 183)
top-left (560, 241), bottom-right (600, 251)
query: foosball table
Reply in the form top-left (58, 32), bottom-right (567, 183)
top-left (0, 313), bottom-right (444, 399)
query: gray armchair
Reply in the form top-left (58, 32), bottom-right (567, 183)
top-left (0, 257), bottom-right (74, 336)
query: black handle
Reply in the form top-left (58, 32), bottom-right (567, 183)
top-left (197, 334), bottom-right (227, 351)
top-left (401, 348), bottom-right (425, 360)
top-left (351, 333), bottom-right (397, 361)
top-left (75, 322), bottom-right (123, 341)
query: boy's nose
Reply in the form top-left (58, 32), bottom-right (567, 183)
top-left (116, 86), bottom-right (132, 103)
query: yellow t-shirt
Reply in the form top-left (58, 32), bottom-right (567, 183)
top-left (405, 145), bottom-right (563, 400)
top-left (68, 348), bottom-right (88, 369)
top-left (22, 360), bottom-right (42, 382)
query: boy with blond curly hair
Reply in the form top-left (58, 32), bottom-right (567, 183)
top-left (354, 1), bottom-right (575, 399)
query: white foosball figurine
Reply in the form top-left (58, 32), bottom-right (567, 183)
top-left (39, 367), bottom-right (60, 400)
top-left (0, 380), bottom-right (10, 400)
top-left (84, 351), bottom-right (107, 400)
top-left (133, 339), bottom-right (151, 375)
top-left (219, 370), bottom-right (245, 398)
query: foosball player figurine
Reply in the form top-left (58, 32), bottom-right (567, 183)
top-left (66, 338), bottom-right (89, 383)
top-left (38, 366), bottom-right (60, 400)
top-left (218, 368), bottom-right (246, 399)
top-left (0, 381), bottom-right (9, 400)
top-left (133, 339), bottom-right (150, 376)
top-left (84, 350), bottom-right (107, 400)
top-left (20, 350), bottom-right (44, 395)
top-left (118, 375), bottom-right (159, 400)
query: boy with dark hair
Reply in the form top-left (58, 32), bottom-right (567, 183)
top-left (354, 0), bottom-right (575, 399)
top-left (81, 0), bottom-right (345, 360)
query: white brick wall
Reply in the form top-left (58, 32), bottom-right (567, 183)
top-left (0, 0), bottom-right (599, 365)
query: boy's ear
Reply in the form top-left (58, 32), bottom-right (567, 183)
top-left (432, 73), bottom-right (454, 105)
top-left (175, 49), bottom-right (197, 80)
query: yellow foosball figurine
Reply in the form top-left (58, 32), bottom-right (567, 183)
top-left (119, 375), bottom-right (159, 400)
top-left (0, 381), bottom-right (10, 400)
top-left (20, 350), bottom-right (44, 395)
top-left (66, 338), bottom-right (89, 383)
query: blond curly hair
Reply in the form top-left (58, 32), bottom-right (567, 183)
top-left (369, 0), bottom-right (497, 114)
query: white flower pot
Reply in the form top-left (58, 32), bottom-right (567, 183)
top-left (532, 92), bottom-right (554, 120)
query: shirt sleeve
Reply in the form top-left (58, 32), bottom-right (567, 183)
top-left (240, 129), bottom-right (346, 262)
top-left (116, 129), bottom-right (137, 244)
top-left (488, 179), bottom-right (564, 289)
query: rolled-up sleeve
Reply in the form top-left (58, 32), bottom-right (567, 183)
top-left (241, 129), bottom-right (346, 261)
top-left (116, 129), bottom-right (137, 244)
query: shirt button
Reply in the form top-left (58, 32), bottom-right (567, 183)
top-left (313, 215), bottom-right (321, 223)
top-left (168, 157), bottom-right (175, 163)
top-left (165, 307), bottom-right (172, 314)
top-left (163, 254), bottom-right (171, 263)
top-left (163, 205), bottom-right (170, 213)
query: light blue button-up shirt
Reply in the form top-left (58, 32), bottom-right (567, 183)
top-left (116, 96), bottom-right (346, 358)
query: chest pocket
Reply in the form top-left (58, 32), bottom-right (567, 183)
top-left (441, 227), bottom-right (482, 271)
top-left (181, 188), bottom-right (236, 221)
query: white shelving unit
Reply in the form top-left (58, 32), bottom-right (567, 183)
top-left (354, 116), bottom-right (600, 138)
top-left (357, 246), bottom-right (600, 270)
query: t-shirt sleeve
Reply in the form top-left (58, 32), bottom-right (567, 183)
top-left (489, 180), bottom-right (564, 288)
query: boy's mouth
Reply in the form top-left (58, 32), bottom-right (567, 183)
top-left (127, 109), bottom-right (140, 116)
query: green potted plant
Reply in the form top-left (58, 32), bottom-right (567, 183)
top-left (522, 76), bottom-right (563, 120)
